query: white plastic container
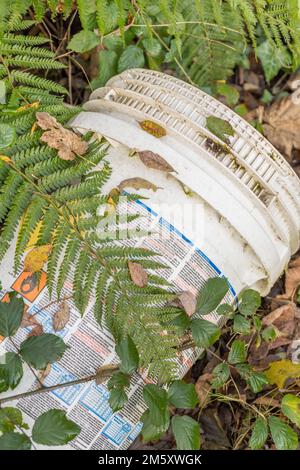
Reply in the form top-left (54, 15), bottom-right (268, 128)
top-left (71, 68), bottom-right (300, 301)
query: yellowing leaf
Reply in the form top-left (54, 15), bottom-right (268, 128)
top-left (24, 245), bottom-right (52, 273)
top-left (25, 220), bottom-right (43, 250)
top-left (17, 102), bottom-right (39, 112)
top-left (139, 120), bottom-right (166, 138)
top-left (0, 155), bottom-right (12, 163)
top-left (281, 394), bottom-right (300, 428)
top-left (265, 359), bottom-right (300, 388)
top-left (118, 177), bottom-right (160, 192)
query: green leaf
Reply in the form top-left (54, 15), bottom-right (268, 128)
top-left (228, 340), bottom-right (246, 364)
top-left (262, 326), bottom-right (277, 343)
top-left (20, 333), bottom-right (68, 370)
top-left (0, 123), bottom-right (16, 150)
top-left (197, 277), bottom-right (229, 315)
top-left (191, 318), bottom-right (220, 348)
top-left (281, 394), bottom-right (300, 428)
top-left (211, 362), bottom-right (230, 389)
top-left (233, 314), bottom-right (251, 334)
top-left (216, 303), bottom-right (234, 316)
top-left (118, 45), bottom-right (145, 73)
top-left (141, 410), bottom-right (166, 442)
top-left (32, 409), bottom-right (80, 446)
top-left (68, 30), bottom-right (100, 53)
top-left (257, 40), bottom-right (291, 83)
top-left (108, 388), bottom-right (128, 412)
top-left (168, 381), bottom-right (198, 408)
top-left (206, 116), bottom-right (235, 143)
top-left (115, 335), bottom-right (139, 374)
top-left (216, 83), bottom-right (239, 106)
top-left (92, 49), bottom-right (118, 88)
top-left (0, 294), bottom-right (24, 337)
top-left (0, 408), bottom-right (25, 433)
top-left (107, 371), bottom-right (130, 390)
top-left (237, 364), bottom-right (269, 393)
top-left (142, 37), bottom-right (162, 57)
top-left (249, 417), bottom-right (268, 450)
top-left (168, 311), bottom-right (191, 334)
top-left (0, 432), bottom-right (31, 450)
top-left (0, 352), bottom-right (23, 390)
top-left (171, 415), bottom-right (200, 450)
top-left (268, 416), bottom-right (298, 450)
top-left (238, 289), bottom-right (261, 316)
top-left (143, 384), bottom-right (169, 428)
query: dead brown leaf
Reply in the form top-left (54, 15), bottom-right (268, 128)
top-left (254, 396), bottom-right (280, 408)
top-left (283, 257), bottom-right (300, 300)
top-left (36, 111), bottom-right (88, 161)
top-left (138, 120), bottom-right (166, 138)
top-left (36, 111), bottom-right (60, 130)
top-left (128, 260), bottom-right (148, 288)
top-left (21, 305), bottom-right (41, 328)
top-left (27, 324), bottom-right (44, 337)
top-left (118, 177), bottom-right (160, 192)
top-left (195, 372), bottom-right (212, 408)
top-left (53, 301), bottom-right (70, 332)
top-left (137, 150), bottom-right (175, 173)
top-left (261, 303), bottom-right (297, 350)
top-left (175, 291), bottom-right (197, 317)
top-left (263, 92), bottom-right (300, 159)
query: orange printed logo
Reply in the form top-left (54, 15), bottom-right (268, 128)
top-left (12, 271), bottom-right (47, 302)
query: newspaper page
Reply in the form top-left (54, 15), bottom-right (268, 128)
top-left (0, 193), bottom-right (236, 450)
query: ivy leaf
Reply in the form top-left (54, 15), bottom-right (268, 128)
top-left (257, 40), bottom-right (291, 83)
top-left (0, 407), bottom-right (26, 433)
top-left (168, 381), bottom-right (198, 408)
top-left (118, 45), bottom-right (145, 73)
top-left (281, 394), bottom-right (300, 428)
top-left (233, 314), bottom-right (251, 334)
top-left (228, 340), bottom-right (246, 364)
top-left (20, 333), bottom-right (68, 370)
top-left (249, 417), bottom-right (268, 450)
top-left (0, 123), bottom-right (16, 150)
top-left (238, 289), bottom-right (261, 316)
top-left (143, 384), bottom-right (169, 428)
top-left (108, 388), bottom-right (128, 412)
top-left (0, 293), bottom-right (24, 337)
top-left (0, 352), bottom-right (23, 390)
top-left (68, 30), bottom-right (100, 53)
top-left (206, 116), bottom-right (235, 143)
top-left (191, 318), bottom-right (220, 348)
top-left (171, 415), bottom-right (201, 450)
top-left (211, 362), bottom-right (230, 389)
top-left (141, 410), bottom-right (166, 442)
top-left (197, 277), bottom-right (229, 315)
top-left (268, 416), bottom-right (298, 450)
top-left (32, 409), bottom-right (80, 446)
top-left (0, 432), bottom-right (31, 450)
top-left (115, 335), bottom-right (139, 374)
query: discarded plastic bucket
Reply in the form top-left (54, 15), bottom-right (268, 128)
top-left (71, 68), bottom-right (300, 301)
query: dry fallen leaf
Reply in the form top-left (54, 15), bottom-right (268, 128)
top-left (263, 92), bottom-right (300, 159)
top-left (262, 303), bottom-right (296, 350)
top-left (265, 359), bottom-right (300, 388)
top-left (137, 150), bottom-right (175, 172)
top-left (128, 260), bottom-right (148, 288)
top-left (195, 373), bottom-right (212, 408)
top-left (254, 396), bottom-right (280, 408)
top-left (118, 177), bottom-right (160, 192)
top-left (138, 120), bottom-right (167, 138)
top-left (36, 111), bottom-right (60, 130)
top-left (175, 291), bottom-right (197, 317)
top-left (36, 111), bottom-right (88, 161)
top-left (27, 324), bottom-right (44, 337)
top-left (283, 257), bottom-right (300, 300)
top-left (53, 301), bottom-right (70, 332)
top-left (24, 244), bottom-right (52, 273)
